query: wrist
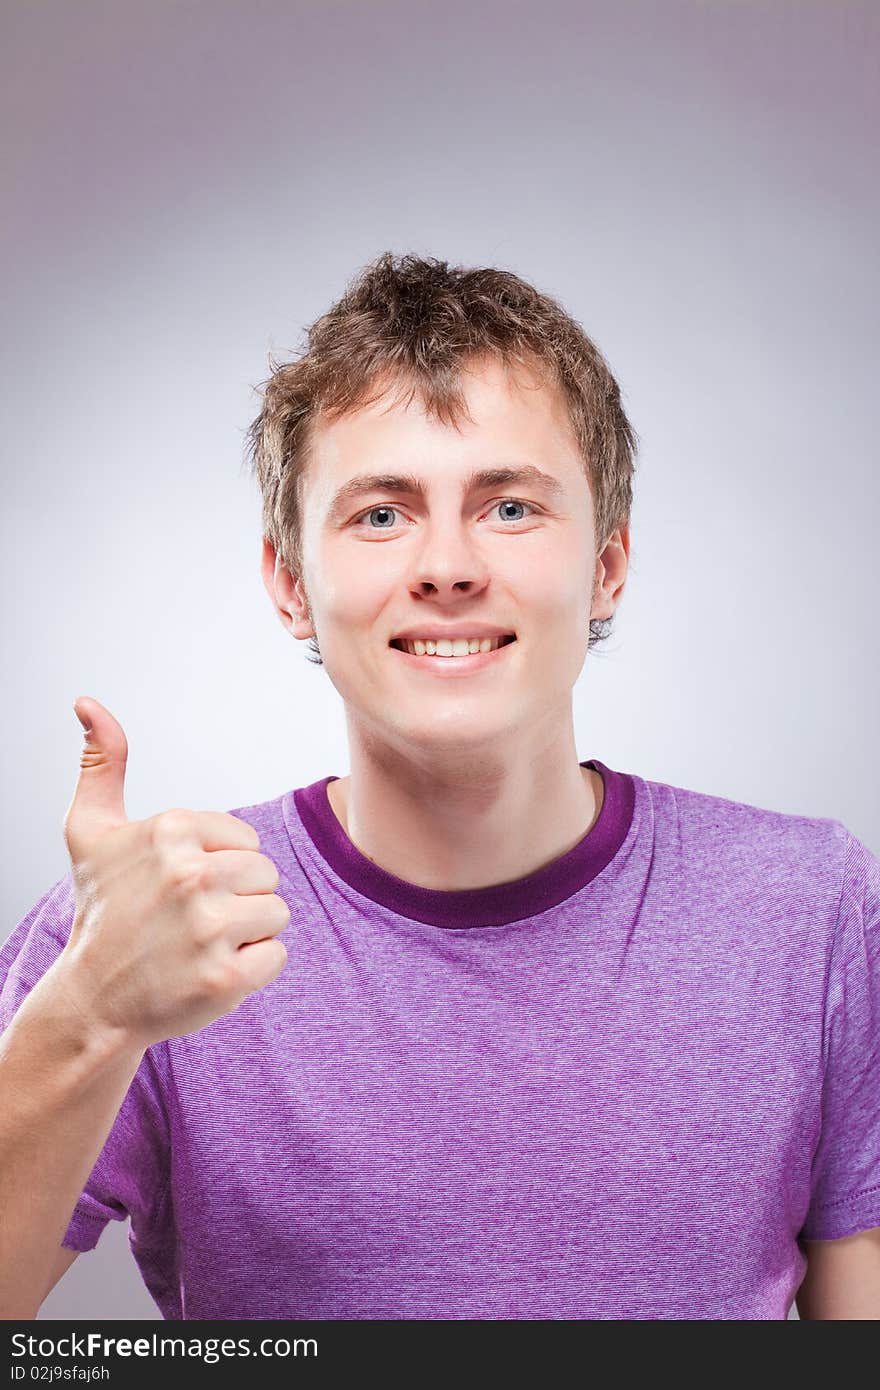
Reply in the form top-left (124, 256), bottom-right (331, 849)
top-left (40, 946), bottom-right (147, 1069)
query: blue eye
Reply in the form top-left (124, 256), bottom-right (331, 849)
top-left (352, 499), bottom-right (537, 529)
top-left (495, 499), bottom-right (532, 523)
top-left (359, 505), bottom-right (399, 529)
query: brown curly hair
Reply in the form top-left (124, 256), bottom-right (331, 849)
top-left (244, 251), bottom-right (639, 665)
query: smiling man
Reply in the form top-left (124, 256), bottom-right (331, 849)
top-left (2, 253), bottom-right (878, 1322)
top-left (262, 350), bottom-right (624, 896)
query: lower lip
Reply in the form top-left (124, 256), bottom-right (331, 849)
top-left (389, 639), bottom-right (517, 676)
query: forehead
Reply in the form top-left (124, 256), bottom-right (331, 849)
top-left (303, 354), bottom-right (584, 503)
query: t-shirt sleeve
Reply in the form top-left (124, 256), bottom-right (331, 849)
top-left (0, 872), bottom-right (172, 1254)
top-left (799, 827), bottom-right (880, 1240)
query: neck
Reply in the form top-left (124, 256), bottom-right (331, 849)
top-left (326, 726), bottom-right (603, 891)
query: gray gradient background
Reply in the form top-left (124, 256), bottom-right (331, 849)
top-left (2, 0), bottom-right (876, 1321)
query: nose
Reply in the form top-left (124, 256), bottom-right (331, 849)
top-left (406, 522), bottom-right (491, 602)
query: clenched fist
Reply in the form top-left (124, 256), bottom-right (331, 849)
top-left (57, 696), bottom-right (289, 1050)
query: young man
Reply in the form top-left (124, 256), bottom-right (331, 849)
top-left (1, 254), bottom-right (878, 1321)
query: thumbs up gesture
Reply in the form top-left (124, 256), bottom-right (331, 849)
top-left (58, 697), bottom-right (289, 1050)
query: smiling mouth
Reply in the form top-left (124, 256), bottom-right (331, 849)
top-left (389, 635), bottom-right (517, 656)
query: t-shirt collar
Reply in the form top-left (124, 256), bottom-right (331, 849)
top-left (290, 758), bottom-right (635, 928)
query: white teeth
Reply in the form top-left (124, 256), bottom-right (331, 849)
top-left (400, 636), bottom-right (509, 657)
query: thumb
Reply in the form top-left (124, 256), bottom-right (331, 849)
top-left (64, 696), bottom-right (130, 860)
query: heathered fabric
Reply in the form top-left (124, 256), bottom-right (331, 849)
top-left (2, 757), bottom-right (878, 1321)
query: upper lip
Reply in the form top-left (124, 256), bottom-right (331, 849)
top-left (390, 625), bottom-right (516, 642)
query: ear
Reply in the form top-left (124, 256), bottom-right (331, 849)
top-left (260, 537), bottom-right (316, 640)
top-left (591, 523), bottom-right (630, 621)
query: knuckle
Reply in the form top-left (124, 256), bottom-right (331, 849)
top-left (153, 808), bottom-right (196, 843)
top-left (62, 812), bottom-right (85, 861)
top-left (167, 855), bottom-right (208, 895)
top-left (202, 957), bottom-right (239, 999)
top-left (191, 896), bottom-right (223, 943)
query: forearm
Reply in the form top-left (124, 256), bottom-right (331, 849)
top-left (0, 955), bottom-right (145, 1318)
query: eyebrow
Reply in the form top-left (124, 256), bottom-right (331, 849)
top-left (326, 464), bottom-right (566, 523)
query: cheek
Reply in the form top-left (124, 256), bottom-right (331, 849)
top-left (508, 546), bottom-right (591, 620)
top-left (311, 551), bottom-right (392, 630)
top-left (507, 547), bottom-right (593, 673)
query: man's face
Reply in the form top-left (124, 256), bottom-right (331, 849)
top-left (263, 354), bottom-right (626, 764)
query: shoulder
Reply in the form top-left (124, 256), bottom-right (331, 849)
top-left (225, 785), bottom-right (320, 896)
top-left (641, 768), bottom-right (843, 840)
top-left (637, 770), bottom-right (848, 893)
top-left (224, 790), bottom-right (290, 849)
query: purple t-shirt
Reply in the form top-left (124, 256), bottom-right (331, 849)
top-left (2, 757), bottom-right (878, 1320)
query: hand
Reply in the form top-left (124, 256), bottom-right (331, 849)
top-left (58, 697), bottom-right (289, 1049)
